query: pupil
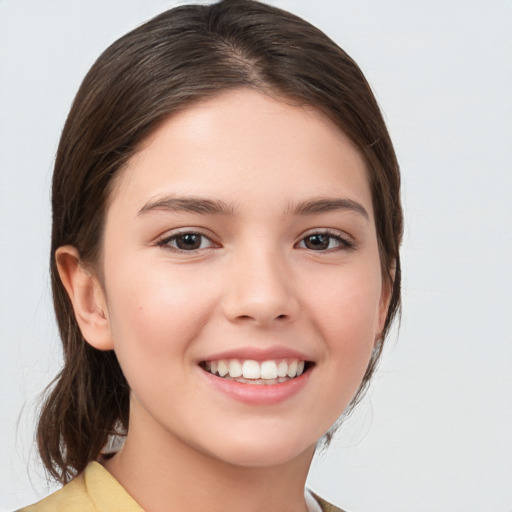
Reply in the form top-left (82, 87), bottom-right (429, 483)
top-left (177, 234), bottom-right (201, 250)
top-left (306, 234), bottom-right (329, 250)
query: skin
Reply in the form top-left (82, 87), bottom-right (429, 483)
top-left (57, 89), bottom-right (391, 512)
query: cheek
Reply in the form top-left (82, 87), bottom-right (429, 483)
top-left (105, 262), bottom-right (218, 359)
top-left (104, 264), bottom-right (221, 412)
top-left (301, 258), bottom-right (383, 411)
top-left (305, 261), bottom-right (383, 344)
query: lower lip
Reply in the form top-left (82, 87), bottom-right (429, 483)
top-left (200, 367), bottom-right (312, 405)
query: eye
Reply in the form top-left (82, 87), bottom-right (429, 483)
top-left (157, 231), bottom-right (217, 252)
top-left (297, 232), bottom-right (354, 251)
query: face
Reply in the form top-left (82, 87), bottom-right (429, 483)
top-left (97, 89), bottom-right (389, 468)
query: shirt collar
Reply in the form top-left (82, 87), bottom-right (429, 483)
top-left (84, 462), bottom-right (143, 512)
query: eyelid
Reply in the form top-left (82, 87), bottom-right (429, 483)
top-left (155, 228), bottom-right (220, 252)
top-left (154, 227), bottom-right (355, 253)
top-left (296, 228), bottom-right (356, 251)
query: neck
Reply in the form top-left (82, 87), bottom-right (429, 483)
top-left (103, 405), bottom-right (316, 512)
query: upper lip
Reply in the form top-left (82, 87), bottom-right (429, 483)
top-left (199, 345), bottom-right (314, 363)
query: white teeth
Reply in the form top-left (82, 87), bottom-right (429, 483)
top-left (287, 360), bottom-right (298, 378)
top-left (228, 360), bottom-right (243, 378)
top-left (242, 360), bottom-right (260, 379)
top-left (217, 360), bottom-right (229, 377)
top-left (277, 360), bottom-right (288, 378)
top-left (260, 360), bottom-right (277, 379)
top-left (205, 358), bottom-right (309, 382)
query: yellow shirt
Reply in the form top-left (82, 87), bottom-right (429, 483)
top-left (19, 462), bottom-right (142, 512)
top-left (18, 461), bottom-right (344, 512)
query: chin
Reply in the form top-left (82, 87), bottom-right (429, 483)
top-left (202, 432), bottom-right (317, 468)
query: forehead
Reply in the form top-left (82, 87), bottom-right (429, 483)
top-left (109, 88), bottom-right (373, 218)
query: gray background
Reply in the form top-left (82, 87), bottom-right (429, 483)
top-left (1, 1), bottom-right (511, 510)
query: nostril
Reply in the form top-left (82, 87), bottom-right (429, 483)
top-left (233, 313), bottom-right (289, 324)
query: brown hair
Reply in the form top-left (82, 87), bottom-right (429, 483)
top-left (38, 0), bottom-right (402, 483)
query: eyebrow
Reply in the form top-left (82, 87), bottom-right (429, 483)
top-left (137, 195), bottom-right (369, 220)
top-left (288, 197), bottom-right (369, 220)
top-left (137, 196), bottom-right (235, 216)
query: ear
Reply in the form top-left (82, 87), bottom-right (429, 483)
top-left (375, 261), bottom-right (396, 344)
top-left (55, 245), bottom-right (114, 351)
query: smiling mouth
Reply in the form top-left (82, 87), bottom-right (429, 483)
top-left (200, 358), bottom-right (314, 385)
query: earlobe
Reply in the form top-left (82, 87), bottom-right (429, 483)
top-left (55, 245), bottom-right (114, 351)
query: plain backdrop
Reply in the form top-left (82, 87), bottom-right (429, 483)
top-left (1, 1), bottom-right (511, 511)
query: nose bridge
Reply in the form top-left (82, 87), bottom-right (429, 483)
top-left (223, 238), bottom-right (297, 325)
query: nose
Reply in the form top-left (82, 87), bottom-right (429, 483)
top-left (221, 245), bottom-right (299, 327)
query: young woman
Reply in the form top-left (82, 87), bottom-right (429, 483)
top-left (19, 1), bottom-right (402, 510)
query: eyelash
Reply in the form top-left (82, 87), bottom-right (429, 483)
top-left (156, 229), bottom-right (355, 253)
top-left (296, 230), bottom-right (356, 252)
top-left (156, 230), bottom-right (218, 253)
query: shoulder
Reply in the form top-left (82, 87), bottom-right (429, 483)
top-left (16, 461), bottom-right (142, 512)
top-left (16, 473), bottom-right (91, 512)
top-left (311, 491), bottom-right (349, 512)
